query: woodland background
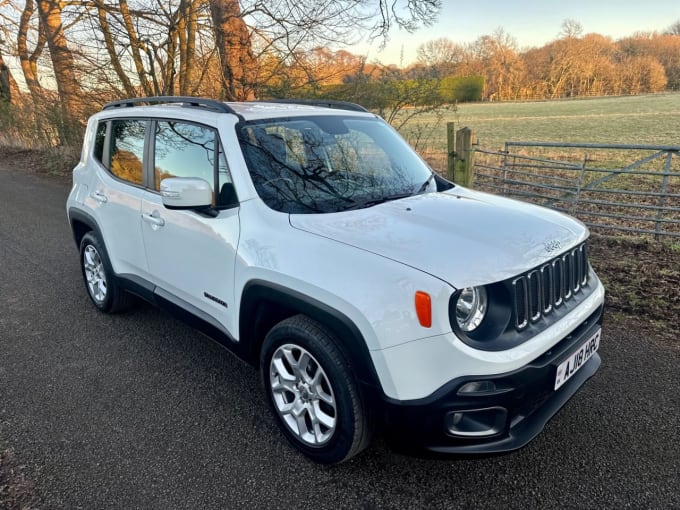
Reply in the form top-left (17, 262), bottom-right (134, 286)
top-left (0, 0), bottom-right (679, 152)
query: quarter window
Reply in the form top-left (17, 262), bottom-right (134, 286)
top-left (93, 122), bottom-right (106, 165)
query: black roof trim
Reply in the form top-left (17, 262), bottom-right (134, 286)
top-left (259, 99), bottom-right (369, 113)
top-left (103, 96), bottom-right (239, 116)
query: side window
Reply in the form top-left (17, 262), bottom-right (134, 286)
top-left (110, 119), bottom-right (146, 185)
top-left (154, 121), bottom-right (236, 206)
top-left (93, 122), bottom-right (106, 166)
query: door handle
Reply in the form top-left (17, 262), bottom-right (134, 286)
top-left (91, 191), bottom-right (108, 204)
top-left (142, 212), bottom-right (165, 227)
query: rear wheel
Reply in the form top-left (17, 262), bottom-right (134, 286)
top-left (260, 315), bottom-right (372, 464)
top-left (79, 232), bottom-right (132, 313)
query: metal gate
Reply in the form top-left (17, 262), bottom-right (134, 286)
top-left (473, 142), bottom-right (680, 239)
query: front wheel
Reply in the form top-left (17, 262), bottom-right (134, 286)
top-left (260, 315), bottom-right (372, 464)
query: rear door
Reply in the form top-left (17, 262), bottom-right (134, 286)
top-left (84, 118), bottom-right (149, 278)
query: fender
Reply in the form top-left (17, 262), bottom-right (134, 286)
top-left (239, 280), bottom-right (382, 391)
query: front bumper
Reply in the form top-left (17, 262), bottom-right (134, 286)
top-left (381, 305), bottom-right (603, 455)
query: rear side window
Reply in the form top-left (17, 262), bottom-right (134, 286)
top-left (110, 119), bottom-right (146, 185)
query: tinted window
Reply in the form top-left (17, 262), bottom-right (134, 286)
top-left (110, 119), bottom-right (146, 185)
top-left (93, 122), bottom-right (106, 165)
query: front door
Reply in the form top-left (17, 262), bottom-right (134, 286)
top-left (140, 120), bottom-right (240, 337)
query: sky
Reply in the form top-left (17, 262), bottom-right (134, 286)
top-left (350, 0), bottom-right (680, 65)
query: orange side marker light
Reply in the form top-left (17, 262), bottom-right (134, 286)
top-left (415, 291), bottom-right (432, 328)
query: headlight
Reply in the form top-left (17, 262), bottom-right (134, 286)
top-left (455, 286), bottom-right (488, 332)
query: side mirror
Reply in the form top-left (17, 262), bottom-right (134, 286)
top-left (160, 177), bottom-right (213, 210)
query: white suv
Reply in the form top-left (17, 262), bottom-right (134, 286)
top-left (67, 97), bottom-right (605, 464)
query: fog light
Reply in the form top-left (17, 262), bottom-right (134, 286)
top-left (445, 407), bottom-right (507, 437)
top-left (457, 380), bottom-right (496, 395)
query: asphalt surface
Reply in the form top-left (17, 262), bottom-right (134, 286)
top-left (0, 165), bottom-right (679, 509)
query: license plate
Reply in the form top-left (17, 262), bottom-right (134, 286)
top-left (554, 328), bottom-right (601, 390)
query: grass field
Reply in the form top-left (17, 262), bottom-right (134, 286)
top-left (400, 93), bottom-right (680, 159)
top-left (397, 94), bottom-right (680, 240)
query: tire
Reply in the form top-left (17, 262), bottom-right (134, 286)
top-left (79, 232), bottom-right (132, 313)
top-left (260, 315), bottom-right (372, 464)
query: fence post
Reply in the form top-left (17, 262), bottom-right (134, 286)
top-left (454, 127), bottom-right (475, 187)
top-left (446, 122), bottom-right (456, 181)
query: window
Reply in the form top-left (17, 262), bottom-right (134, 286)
top-left (110, 119), bottom-right (146, 185)
top-left (93, 122), bottom-right (106, 166)
top-left (154, 121), bottom-right (215, 191)
top-left (154, 121), bottom-right (235, 207)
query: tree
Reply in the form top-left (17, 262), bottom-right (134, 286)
top-left (36, 0), bottom-right (83, 144)
top-left (619, 33), bottom-right (680, 90)
top-left (665, 19), bottom-right (680, 36)
top-left (209, 0), bottom-right (256, 100)
top-left (416, 38), bottom-right (465, 76)
top-left (0, 40), bottom-right (19, 104)
top-left (463, 28), bottom-right (523, 100)
top-left (559, 19), bottom-right (583, 40)
top-left (17, 0), bottom-right (44, 105)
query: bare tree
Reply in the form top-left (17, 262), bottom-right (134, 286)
top-left (665, 19), bottom-right (680, 36)
top-left (209, 0), bottom-right (256, 100)
top-left (559, 19), bottom-right (583, 40)
top-left (36, 0), bottom-right (84, 144)
top-left (17, 0), bottom-right (45, 104)
top-left (416, 38), bottom-right (464, 76)
top-left (0, 42), bottom-right (19, 103)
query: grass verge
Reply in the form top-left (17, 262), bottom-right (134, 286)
top-left (589, 234), bottom-right (679, 348)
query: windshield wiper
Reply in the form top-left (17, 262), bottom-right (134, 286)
top-left (415, 173), bottom-right (435, 195)
top-left (341, 192), bottom-right (414, 211)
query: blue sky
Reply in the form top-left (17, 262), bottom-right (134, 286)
top-left (351, 0), bottom-right (680, 65)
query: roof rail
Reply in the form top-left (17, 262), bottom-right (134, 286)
top-left (103, 96), bottom-right (238, 115)
top-left (261, 99), bottom-right (369, 113)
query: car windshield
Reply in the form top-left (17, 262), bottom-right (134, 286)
top-left (237, 115), bottom-right (435, 214)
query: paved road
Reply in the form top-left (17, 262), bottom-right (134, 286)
top-left (0, 165), bottom-right (678, 509)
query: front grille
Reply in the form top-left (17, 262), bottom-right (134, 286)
top-left (512, 243), bottom-right (589, 331)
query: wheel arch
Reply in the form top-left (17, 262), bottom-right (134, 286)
top-left (68, 208), bottom-right (103, 249)
top-left (238, 280), bottom-right (382, 391)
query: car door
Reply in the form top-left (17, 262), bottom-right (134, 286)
top-left (140, 119), bottom-right (240, 337)
top-left (85, 118), bottom-right (149, 278)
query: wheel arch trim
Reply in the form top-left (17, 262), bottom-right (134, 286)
top-left (239, 279), bottom-right (382, 390)
top-left (68, 207), bottom-right (104, 249)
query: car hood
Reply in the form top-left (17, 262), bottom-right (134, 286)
top-left (289, 188), bottom-right (589, 288)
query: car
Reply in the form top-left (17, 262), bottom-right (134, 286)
top-left (66, 96), bottom-right (605, 464)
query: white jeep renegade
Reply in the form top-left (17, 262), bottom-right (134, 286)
top-left (67, 97), bottom-right (605, 464)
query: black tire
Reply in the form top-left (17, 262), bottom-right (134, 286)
top-left (260, 314), bottom-right (372, 464)
top-left (79, 232), bottom-right (132, 313)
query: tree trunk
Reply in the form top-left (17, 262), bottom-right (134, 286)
top-left (209, 0), bottom-right (255, 100)
top-left (95, 0), bottom-right (136, 96)
top-left (118, 0), bottom-right (154, 96)
top-left (178, 0), bottom-right (198, 95)
top-left (0, 47), bottom-right (20, 104)
top-left (18, 0), bottom-right (45, 104)
top-left (36, 0), bottom-right (84, 145)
